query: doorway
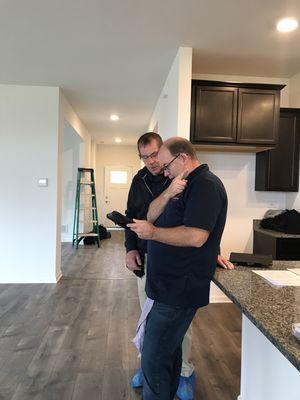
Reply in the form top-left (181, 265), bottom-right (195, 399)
top-left (104, 165), bottom-right (133, 227)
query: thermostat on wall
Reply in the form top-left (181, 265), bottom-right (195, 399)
top-left (38, 178), bottom-right (48, 187)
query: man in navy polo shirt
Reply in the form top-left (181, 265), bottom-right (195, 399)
top-left (128, 137), bottom-right (228, 400)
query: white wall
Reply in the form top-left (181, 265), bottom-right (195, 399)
top-left (61, 122), bottom-right (83, 242)
top-left (148, 47), bottom-right (192, 139)
top-left (90, 139), bottom-right (97, 171)
top-left (0, 85), bottom-right (93, 283)
top-left (289, 70), bottom-right (300, 108)
top-left (59, 91), bottom-right (92, 166)
top-left (286, 71), bottom-right (300, 211)
top-left (197, 151), bottom-right (286, 258)
top-left (96, 144), bottom-right (141, 225)
top-left (0, 85), bottom-right (59, 283)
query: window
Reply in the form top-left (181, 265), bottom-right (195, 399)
top-left (110, 170), bottom-right (127, 184)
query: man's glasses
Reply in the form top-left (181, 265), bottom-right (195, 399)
top-left (139, 151), bottom-right (159, 161)
top-left (162, 154), bottom-right (180, 172)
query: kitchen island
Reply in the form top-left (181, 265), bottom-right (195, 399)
top-left (213, 261), bottom-right (300, 400)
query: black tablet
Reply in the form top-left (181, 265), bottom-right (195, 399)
top-left (106, 211), bottom-right (133, 229)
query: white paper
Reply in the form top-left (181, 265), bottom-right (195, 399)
top-left (253, 270), bottom-right (300, 287)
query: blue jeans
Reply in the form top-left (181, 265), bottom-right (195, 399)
top-left (141, 301), bottom-right (197, 400)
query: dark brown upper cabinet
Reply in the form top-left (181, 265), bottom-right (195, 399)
top-left (255, 108), bottom-right (300, 192)
top-left (190, 80), bottom-right (285, 147)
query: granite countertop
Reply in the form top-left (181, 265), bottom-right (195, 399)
top-left (253, 219), bottom-right (300, 238)
top-left (213, 260), bottom-right (300, 372)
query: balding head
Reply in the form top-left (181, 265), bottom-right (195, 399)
top-left (158, 137), bottom-right (199, 179)
top-left (162, 137), bottom-right (197, 160)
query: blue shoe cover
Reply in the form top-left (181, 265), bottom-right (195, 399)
top-left (131, 368), bottom-right (143, 388)
top-left (176, 372), bottom-right (196, 400)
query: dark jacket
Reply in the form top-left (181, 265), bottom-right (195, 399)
top-left (261, 209), bottom-right (300, 234)
top-left (125, 167), bottom-right (170, 255)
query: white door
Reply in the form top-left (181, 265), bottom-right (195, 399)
top-left (104, 166), bottom-right (133, 227)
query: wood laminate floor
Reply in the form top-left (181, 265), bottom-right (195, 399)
top-left (0, 231), bottom-right (241, 399)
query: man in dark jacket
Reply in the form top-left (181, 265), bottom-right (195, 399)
top-left (125, 132), bottom-right (169, 282)
top-left (125, 132), bottom-right (233, 400)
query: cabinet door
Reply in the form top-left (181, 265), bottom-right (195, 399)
top-left (255, 110), bottom-right (300, 192)
top-left (268, 112), bottom-right (299, 191)
top-left (237, 88), bottom-right (280, 144)
top-left (191, 85), bottom-right (238, 143)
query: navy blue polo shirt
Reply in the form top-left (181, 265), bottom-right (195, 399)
top-left (146, 164), bottom-right (227, 308)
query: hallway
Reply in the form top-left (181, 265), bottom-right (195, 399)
top-left (0, 231), bottom-right (241, 399)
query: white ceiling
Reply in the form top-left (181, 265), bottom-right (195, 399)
top-left (1, 0), bottom-right (300, 144)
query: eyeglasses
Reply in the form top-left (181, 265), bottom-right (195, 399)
top-left (139, 151), bottom-right (159, 161)
top-left (162, 154), bottom-right (180, 172)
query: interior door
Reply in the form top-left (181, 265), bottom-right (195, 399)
top-left (104, 166), bottom-right (133, 227)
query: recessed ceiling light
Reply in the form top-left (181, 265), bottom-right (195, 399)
top-left (115, 137), bottom-right (122, 143)
top-left (110, 114), bottom-right (119, 121)
top-left (277, 17), bottom-right (298, 32)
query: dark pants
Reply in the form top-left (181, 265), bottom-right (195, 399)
top-left (141, 301), bottom-right (197, 400)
